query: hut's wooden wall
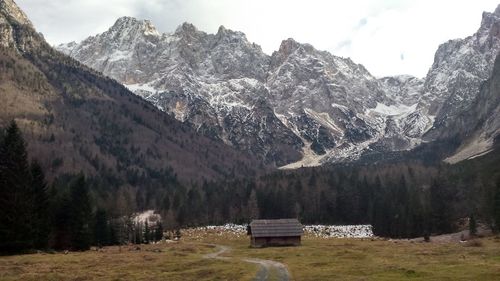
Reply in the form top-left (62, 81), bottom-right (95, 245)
top-left (251, 236), bottom-right (301, 247)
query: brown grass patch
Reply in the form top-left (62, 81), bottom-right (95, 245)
top-left (463, 239), bottom-right (483, 247)
top-left (2, 236), bottom-right (500, 280)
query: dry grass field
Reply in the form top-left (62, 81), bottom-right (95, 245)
top-left (0, 242), bottom-right (256, 281)
top-left (1, 232), bottom-right (500, 281)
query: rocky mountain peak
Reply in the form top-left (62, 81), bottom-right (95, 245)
top-left (481, 8), bottom-right (500, 28)
top-left (277, 38), bottom-right (302, 56)
top-left (494, 4), bottom-right (500, 16)
top-left (270, 38), bottom-right (308, 68)
top-left (113, 16), bottom-right (139, 27)
top-left (110, 16), bottom-right (160, 37)
top-left (214, 24), bottom-right (250, 45)
top-left (142, 20), bottom-right (159, 36)
top-left (217, 25), bottom-right (227, 34)
top-left (175, 22), bottom-right (199, 36)
top-left (0, 0), bottom-right (32, 26)
top-left (479, 9), bottom-right (500, 46)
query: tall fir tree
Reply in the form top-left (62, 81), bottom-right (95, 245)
top-left (93, 209), bottom-right (109, 247)
top-left (69, 175), bottom-right (92, 251)
top-left (144, 220), bottom-right (150, 244)
top-left (0, 121), bottom-right (34, 253)
top-left (430, 179), bottom-right (454, 234)
top-left (30, 161), bottom-right (50, 249)
top-left (154, 221), bottom-right (163, 242)
top-left (469, 213), bottom-right (477, 237)
top-left (247, 189), bottom-right (259, 220)
top-left (52, 189), bottom-right (72, 250)
top-left (134, 223), bottom-right (143, 244)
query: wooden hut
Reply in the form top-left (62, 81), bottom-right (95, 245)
top-left (248, 219), bottom-right (303, 247)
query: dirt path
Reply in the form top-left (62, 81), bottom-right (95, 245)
top-left (203, 244), bottom-right (291, 281)
top-left (242, 257), bottom-right (291, 281)
top-left (407, 226), bottom-right (493, 243)
top-left (202, 244), bottom-right (231, 260)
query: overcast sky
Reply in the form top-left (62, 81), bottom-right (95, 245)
top-left (15, 0), bottom-right (500, 78)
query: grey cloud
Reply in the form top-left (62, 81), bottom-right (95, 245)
top-left (355, 18), bottom-right (368, 30)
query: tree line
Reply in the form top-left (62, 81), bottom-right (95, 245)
top-left (0, 121), bottom-right (165, 254)
top-left (145, 156), bottom-right (500, 239)
top-left (60, 150), bottom-right (500, 241)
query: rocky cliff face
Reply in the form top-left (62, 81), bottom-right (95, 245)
top-left (57, 5), bottom-right (500, 166)
top-left (0, 0), bottom-right (39, 51)
top-left (444, 54), bottom-right (500, 163)
top-left (423, 7), bottom-right (500, 140)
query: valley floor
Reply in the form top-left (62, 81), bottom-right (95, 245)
top-left (1, 233), bottom-right (500, 281)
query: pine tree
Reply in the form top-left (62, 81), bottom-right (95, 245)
top-left (93, 209), bottom-right (109, 247)
top-left (30, 161), bottom-right (50, 249)
top-left (308, 171), bottom-right (317, 188)
top-left (69, 175), bottom-right (92, 251)
top-left (247, 189), bottom-right (259, 220)
top-left (134, 223), bottom-right (142, 244)
top-left (52, 191), bottom-right (72, 250)
top-left (469, 214), bottom-right (477, 237)
top-left (154, 221), bottom-right (163, 242)
top-left (0, 121), bottom-right (34, 253)
top-left (108, 219), bottom-right (119, 246)
top-left (144, 221), bottom-right (150, 244)
top-left (163, 195), bottom-right (170, 211)
top-left (429, 179), bottom-right (454, 234)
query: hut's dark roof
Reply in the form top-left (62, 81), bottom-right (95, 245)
top-left (250, 219), bottom-right (303, 238)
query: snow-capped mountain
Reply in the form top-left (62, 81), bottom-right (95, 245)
top-left (422, 6), bottom-right (500, 162)
top-left (57, 5), bottom-right (500, 167)
top-left (59, 20), bottom-right (304, 166)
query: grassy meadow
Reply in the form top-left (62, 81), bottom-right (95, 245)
top-left (1, 232), bottom-right (500, 281)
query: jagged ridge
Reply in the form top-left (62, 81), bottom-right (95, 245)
top-left (58, 18), bottom-right (433, 167)
top-left (57, 4), bottom-right (500, 166)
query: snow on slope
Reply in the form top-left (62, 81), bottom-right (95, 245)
top-left (57, 5), bottom-right (500, 166)
top-left (133, 210), bottom-right (161, 224)
top-left (368, 103), bottom-right (418, 116)
top-left (125, 82), bottom-right (158, 94)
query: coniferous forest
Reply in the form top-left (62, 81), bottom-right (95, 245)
top-left (1, 120), bottom-right (500, 254)
top-left (0, 121), bottom-right (163, 253)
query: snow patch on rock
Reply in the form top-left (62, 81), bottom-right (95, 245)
top-left (133, 210), bottom-right (161, 224)
top-left (368, 103), bottom-right (418, 117)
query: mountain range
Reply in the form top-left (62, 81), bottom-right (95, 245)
top-left (57, 6), bottom-right (500, 168)
top-left (0, 0), bottom-right (263, 185)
